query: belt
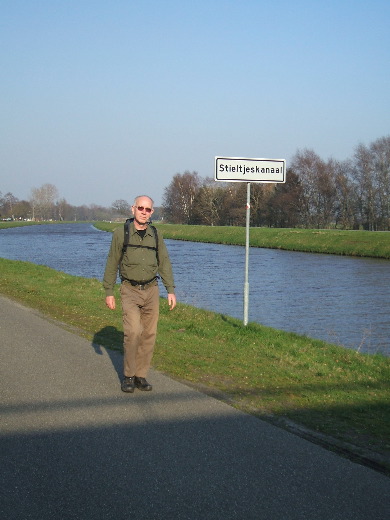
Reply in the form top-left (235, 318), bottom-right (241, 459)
top-left (122, 277), bottom-right (157, 290)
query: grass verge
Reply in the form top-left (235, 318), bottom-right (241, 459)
top-left (0, 257), bottom-right (389, 474)
top-left (0, 220), bottom-right (75, 228)
top-left (2, 221), bottom-right (389, 258)
top-left (94, 222), bottom-right (390, 259)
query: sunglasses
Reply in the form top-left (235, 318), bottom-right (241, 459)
top-left (136, 206), bottom-right (152, 213)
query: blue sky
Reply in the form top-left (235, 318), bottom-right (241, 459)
top-left (1, 0), bottom-right (389, 207)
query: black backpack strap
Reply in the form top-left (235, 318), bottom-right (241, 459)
top-left (122, 217), bottom-right (133, 255)
top-left (118, 218), bottom-right (133, 267)
top-left (151, 224), bottom-right (159, 265)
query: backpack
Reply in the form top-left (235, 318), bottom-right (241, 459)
top-left (121, 218), bottom-right (159, 265)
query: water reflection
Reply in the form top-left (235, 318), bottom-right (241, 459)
top-left (0, 223), bottom-right (389, 355)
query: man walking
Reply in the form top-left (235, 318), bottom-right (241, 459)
top-left (103, 195), bottom-right (176, 392)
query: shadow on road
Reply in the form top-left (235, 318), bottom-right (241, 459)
top-left (92, 326), bottom-right (123, 382)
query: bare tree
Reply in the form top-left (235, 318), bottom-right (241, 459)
top-left (353, 143), bottom-right (378, 230)
top-left (251, 183), bottom-right (277, 227)
top-left (3, 192), bottom-right (19, 219)
top-left (318, 159), bottom-right (337, 228)
top-left (192, 178), bottom-right (225, 226)
top-left (0, 191), bottom-right (5, 219)
top-left (371, 136), bottom-right (390, 230)
top-left (163, 171), bottom-right (202, 224)
top-left (290, 149), bottom-right (336, 228)
top-left (55, 198), bottom-right (73, 221)
top-left (13, 200), bottom-right (32, 220)
top-left (332, 160), bottom-right (357, 229)
top-left (30, 183), bottom-right (59, 220)
top-left (220, 183), bottom-right (247, 226)
top-left (112, 199), bottom-right (130, 216)
top-left (268, 171), bottom-right (304, 228)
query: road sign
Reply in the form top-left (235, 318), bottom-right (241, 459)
top-left (215, 156), bottom-right (286, 183)
top-left (214, 155), bottom-right (287, 326)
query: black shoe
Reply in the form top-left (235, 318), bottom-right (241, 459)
top-left (121, 376), bottom-right (135, 393)
top-left (134, 376), bottom-right (152, 391)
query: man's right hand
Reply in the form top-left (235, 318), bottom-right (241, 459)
top-left (105, 296), bottom-right (116, 310)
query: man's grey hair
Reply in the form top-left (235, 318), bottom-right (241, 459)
top-left (133, 195), bottom-right (154, 207)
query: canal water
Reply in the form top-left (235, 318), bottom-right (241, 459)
top-left (1, 223), bottom-right (389, 356)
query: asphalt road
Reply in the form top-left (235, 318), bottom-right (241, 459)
top-left (1, 294), bottom-right (389, 520)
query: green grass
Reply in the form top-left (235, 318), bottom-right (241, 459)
top-left (0, 220), bottom-right (50, 228)
top-left (0, 257), bottom-right (389, 473)
top-left (95, 222), bottom-right (390, 259)
top-left (3, 220), bottom-right (389, 258)
top-left (0, 220), bottom-right (87, 229)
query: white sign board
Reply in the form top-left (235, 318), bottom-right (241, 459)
top-left (215, 156), bottom-right (286, 183)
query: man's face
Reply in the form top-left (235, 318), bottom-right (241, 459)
top-left (132, 197), bottom-right (154, 225)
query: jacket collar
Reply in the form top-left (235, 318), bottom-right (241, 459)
top-left (130, 220), bottom-right (153, 237)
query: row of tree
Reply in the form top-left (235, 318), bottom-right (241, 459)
top-left (0, 184), bottom-right (166, 222)
top-left (163, 136), bottom-right (390, 230)
top-left (0, 186), bottom-right (165, 222)
top-left (0, 184), bottom-right (126, 222)
top-left (2, 135), bottom-right (389, 230)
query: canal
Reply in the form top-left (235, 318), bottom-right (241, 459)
top-left (0, 223), bottom-right (389, 355)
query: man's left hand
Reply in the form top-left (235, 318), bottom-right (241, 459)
top-left (167, 293), bottom-right (176, 311)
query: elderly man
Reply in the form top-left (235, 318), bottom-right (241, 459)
top-left (103, 195), bottom-right (176, 392)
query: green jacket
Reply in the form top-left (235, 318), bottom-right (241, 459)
top-left (103, 221), bottom-right (175, 297)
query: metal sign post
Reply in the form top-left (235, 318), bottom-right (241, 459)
top-left (215, 156), bottom-right (286, 326)
top-left (244, 182), bottom-right (250, 326)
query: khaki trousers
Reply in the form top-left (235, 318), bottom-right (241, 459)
top-left (120, 282), bottom-right (160, 378)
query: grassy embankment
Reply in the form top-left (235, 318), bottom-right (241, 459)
top-left (95, 221), bottom-right (390, 259)
top-left (0, 220), bottom-right (69, 228)
top-left (1, 221), bottom-right (389, 472)
top-left (2, 220), bottom-right (389, 259)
